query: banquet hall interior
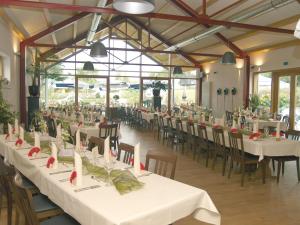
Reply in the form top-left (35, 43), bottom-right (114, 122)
top-left (0, 0), bottom-right (300, 225)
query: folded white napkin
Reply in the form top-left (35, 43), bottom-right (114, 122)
top-left (134, 143), bottom-right (141, 176)
top-left (75, 130), bottom-right (80, 151)
top-left (51, 142), bottom-right (58, 169)
top-left (232, 119), bottom-right (237, 129)
top-left (14, 119), bottom-right (19, 135)
top-left (201, 114), bottom-right (205, 123)
top-left (34, 132), bottom-right (40, 148)
top-left (237, 116), bottom-right (241, 128)
top-left (80, 113), bottom-right (84, 123)
top-left (92, 146), bottom-right (99, 162)
top-left (90, 112), bottom-right (94, 122)
top-left (19, 127), bottom-right (24, 141)
top-left (253, 121), bottom-right (258, 133)
top-left (8, 124), bottom-right (12, 140)
top-left (56, 124), bottom-right (62, 139)
top-left (104, 136), bottom-right (110, 164)
top-left (74, 152), bottom-right (82, 186)
top-left (276, 121), bottom-right (280, 138)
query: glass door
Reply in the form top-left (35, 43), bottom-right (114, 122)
top-left (278, 75), bottom-right (291, 118)
top-left (141, 78), bottom-right (170, 111)
top-left (76, 76), bottom-right (108, 108)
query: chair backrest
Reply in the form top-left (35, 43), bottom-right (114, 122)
top-left (285, 129), bottom-right (300, 140)
top-left (88, 136), bottom-right (105, 154)
top-left (167, 118), bottom-right (175, 130)
top-left (186, 122), bottom-right (195, 136)
top-left (282, 116), bottom-right (290, 129)
top-left (225, 111), bottom-right (233, 125)
top-left (145, 151), bottom-right (177, 179)
top-left (197, 124), bottom-right (208, 143)
top-left (12, 172), bottom-right (39, 225)
top-left (117, 142), bottom-right (134, 164)
top-left (47, 118), bottom-right (57, 138)
top-left (212, 127), bottom-right (226, 150)
top-left (159, 116), bottom-right (166, 128)
top-left (228, 131), bottom-right (244, 161)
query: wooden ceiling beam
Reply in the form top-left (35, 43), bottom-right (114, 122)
top-left (0, 0), bottom-right (294, 35)
top-left (171, 0), bottom-right (246, 57)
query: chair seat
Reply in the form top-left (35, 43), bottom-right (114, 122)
top-left (272, 156), bottom-right (299, 161)
top-left (32, 194), bottom-right (59, 213)
top-left (22, 176), bottom-right (36, 189)
top-left (41, 214), bottom-right (80, 225)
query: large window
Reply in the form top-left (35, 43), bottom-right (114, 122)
top-left (0, 56), bottom-right (3, 79)
top-left (255, 72), bottom-right (272, 110)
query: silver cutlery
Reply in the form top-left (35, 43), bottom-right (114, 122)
top-left (49, 170), bottom-right (72, 175)
top-left (29, 156), bottom-right (49, 160)
top-left (138, 172), bottom-right (153, 178)
top-left (74, 185), bottom-right (101, 193)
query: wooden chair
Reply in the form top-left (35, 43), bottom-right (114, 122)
top-left (88, 136), bottom-right (105, 155)
top-left (211, 127), bottom-right (228, 176)
top-left (197, 124), bottom-right (210, 167)
top-left (145, 151), bottom-right (177, 179)
top-left (228, 132), bottom-right (266, 186)
top-left (12, 172), bottom-right (80, 225)
top-left (117, 143), bottom-right (134, 165)
top-left (271, 130), bottom-right (300, 183)
top-left (186, 122), bottom-right (197, 158)
top-left (174, 119), bottom-right (185, 153)
top-left (159, 116), bottom-right (168, 143)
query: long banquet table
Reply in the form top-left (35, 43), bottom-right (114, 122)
top-left (0, 135), bottom-right (221, 225)
top-left (168, 118), bottom-right (300, 161)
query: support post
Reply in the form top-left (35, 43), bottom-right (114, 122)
top-left (243, 55), bottom-right (250, 107)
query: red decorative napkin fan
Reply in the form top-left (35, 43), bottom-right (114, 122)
top-left (249, 133), bottom-right (261, 140)
top-left (129, 158), bottom-right (145, 170)
top-left (70, 171), bottom-right (77, 184)
top-left (213, 125), bottom-right (221, 129)
top-left (28, 147), bottom-right (41, 157)
top-left (271, 131), bottom-right (285, 137)
top-left (230, 128), bottom-right (238, 133)
top-left (15, 138), bottom-right (23, 146)
top-left (47, 157), bottom-right (55, 168)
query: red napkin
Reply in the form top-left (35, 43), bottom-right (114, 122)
top-left (129, 158), bottom-right (145, 170)
top-left (70, 171), bottom-right (77, 184)
top-left (231, 128), bottom-right (238, 133)
top-left (5, 134), bottom-right (10, 140)
top-left (271, 131), bottom-right (285, 137)
top-left (15, 138), bottom-right (23, 146)
top-left (47, 157), bottom-right (55, 168)
top-left (249, 132), bottom-right (261, 140)
top-left (213, 125), bottom-right (221, 129)
top-left (28, 147), bottom-right (41, 157)
top-left (199, 123), bottom-right (206, 128)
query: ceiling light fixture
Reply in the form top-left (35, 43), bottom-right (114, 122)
top-left (90, 42), bottom-right (107, 58)
top-left (113, 0), bottom-right (155, 14)
top-left (173, 66), bottom-right (183, 75)
top-left (221, 52), bottom-right (236, 65)
top-left (83, 61), bottom-right (94, 71)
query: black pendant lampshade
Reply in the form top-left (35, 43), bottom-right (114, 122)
top-left (173, 66), bottom-right (183, 75)
top-left (221, 51), bottom-right (236, 65)
top-left (90, 42), bottom-right (107, 58)
top-left (113, 0), bottom-right (155, 14)
top-left (83, 61), bottom-right (94, 71)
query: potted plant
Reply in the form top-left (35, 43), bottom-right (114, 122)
top-left (249, 94), bottom-right (260, 112)
top-left (26, 63), bottom-right (41, 96)
top-left (0, 78), bottom-right (16, 133)
top-left (150, 81), bottom-right (167, 97)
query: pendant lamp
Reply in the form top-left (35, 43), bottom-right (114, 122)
top-left (113, 0), bottom-right (155, 14)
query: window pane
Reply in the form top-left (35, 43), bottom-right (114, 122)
top-left (278, 76), bottom-right (291, 117)
top-left (173, 79), bottom-right (196, 106)
top-left (256, 72), bottom-right (272, 110)
top-left (295, 75), bottom-right (300, 130)
top-left (40, 75), bottom-right (75, 107)
top-left (110, 77), bottom-right (139, 107)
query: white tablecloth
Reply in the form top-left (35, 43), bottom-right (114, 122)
top-left (178, 120), bottom-right (300, 161)
top-left (141, 112), bottom-right (155, 123)
top-left (70, 124), bottom-right (100, 139)
top-left (0, 135), bottom-right (221, 225)
top-left (245, 118), bottom-right (288, 131)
